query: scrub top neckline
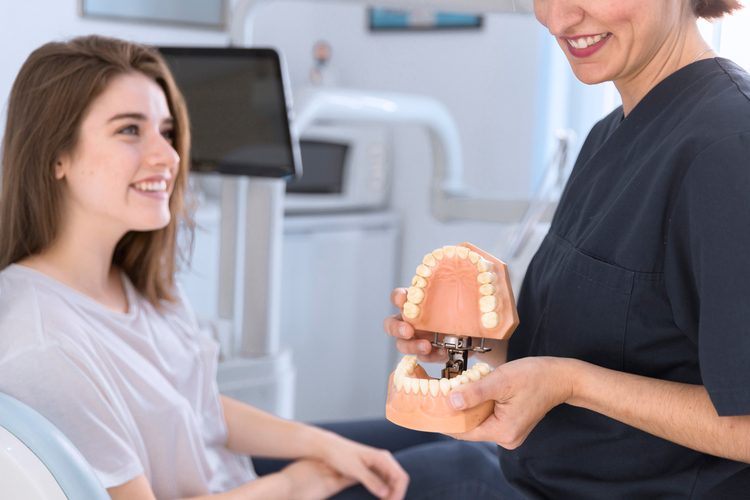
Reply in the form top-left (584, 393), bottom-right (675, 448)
top-left (7, 263), bottom-right (139, 319)
top-left (623, 57), bottom-right (725, 127)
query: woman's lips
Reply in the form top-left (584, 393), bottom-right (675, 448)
top-left (563, 32), bottom-right (611, 58)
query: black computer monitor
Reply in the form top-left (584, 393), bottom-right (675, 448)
top-left (158, 47), bottom-right (301, 180)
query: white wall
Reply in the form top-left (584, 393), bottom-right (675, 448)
top-left (0, 0), bottom-right (230, 141)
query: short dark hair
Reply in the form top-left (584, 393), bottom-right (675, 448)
top-left (0, 35), bottom-right (194, 307)
top-left (692, 0), bottom-right (744, 19)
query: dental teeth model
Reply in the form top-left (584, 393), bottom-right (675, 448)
top-left (386, 243), bottom-right (519, 433)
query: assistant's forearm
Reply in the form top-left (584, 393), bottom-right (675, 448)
top-left (220, 395), bottom-right (332, 460)
top-left (565, 360), bottom-right (750, 463)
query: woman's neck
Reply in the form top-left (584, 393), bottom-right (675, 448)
top-left (18, 220), bottom-right (129, 314)
top-left (615, 19), bottom-right (713, 117)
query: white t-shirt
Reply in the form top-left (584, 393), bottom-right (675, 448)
top-left (0, 264), bottom-right (256, 499)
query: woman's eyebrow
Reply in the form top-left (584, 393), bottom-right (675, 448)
top-left (108, 112), bottom-right (147, 122)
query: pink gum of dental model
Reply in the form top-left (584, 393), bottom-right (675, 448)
top-left (401, 242), bottom-right (518, 340)
top-left (385, 243), bottom-right (518, 434)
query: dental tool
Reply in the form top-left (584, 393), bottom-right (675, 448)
top-left (386, 243), bottom-right (519, 433)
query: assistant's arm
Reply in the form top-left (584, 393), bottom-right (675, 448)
top-left (447, 357), bottom-right (750, 463)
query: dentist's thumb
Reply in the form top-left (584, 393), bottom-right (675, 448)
top-left (447, 374), bottom-right (497, 411)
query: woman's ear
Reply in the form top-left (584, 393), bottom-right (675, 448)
top-left (54, 157), bottom-right (67, 180)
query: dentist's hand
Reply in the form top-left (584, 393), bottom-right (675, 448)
top-left (383, 287), bottom-right (448, 364)
top-left (444, 357), bottom-right (574, 449)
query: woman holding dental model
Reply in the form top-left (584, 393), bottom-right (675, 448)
top-left (385, 0), bottom-right (750, 498)
top-left (0, 36), bottom-right (410, 500)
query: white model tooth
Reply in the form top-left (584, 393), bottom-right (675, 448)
top-left (423, 254), bottom-right (437, 267)
top-left (467, 369), bottom-right (481, 382)
top-left (477, 364), bottom-right (491, 376)
top-left (480, 284), bottom-right (497, 296)
top-left (593, 34), bottom-right (601, 43)
top-left (412, 276), bottom-right (428, 288)
top-left (479, 295), bottom-right (499, 313)
top-left (404, 377), bottom-right (412, 394)
top-left (432, 248), bottom-right (445, 261)
top-left (416, 265), bottom-right (433, 278)
top-left (419, 379), bottom-right (429, 395)
top-left (458, 374), bottom-right (470, 385)
top-left (482, 312), bottom-right (500, 329)
top-left (407, 287), bottom-right (425, 304)
top-left (408, 356), bottom-right (418, 367)
top-left (439, 378), bottom-right (451, 396)
top-left (450, 378), bottom-right (461, 389)
top-left (477, 259), bottom-right (493, 273)
top-left (478, 272), bottom-right (497, 284)
top-left (403, 302), bottom-right (421, 319)
top-left (443, 245), bottom-right (456, 258)
top-left (456, 247), bottom-right (470, 260)
top-left (469, 251), bottom-right (480, 264)
top-left (411, 378), bottom-right (421, 394)
top-left (395, 373), bottom-right (405, 391)
top-left (399, 363), bottom-right (414, 376)
top-left (395, 367), bottom-right (407, 379)
top-left (429, 379), bottom-right (440, 397)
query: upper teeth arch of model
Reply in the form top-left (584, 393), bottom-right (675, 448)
top-left (402, 245), bottom-right (502, 379)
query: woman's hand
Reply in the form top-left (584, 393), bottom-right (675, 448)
top-left (313, 431), bottom-right (409, 500)
top-left (383, 288), bottom-right (447, 363)
top-left (445, 357), bottom-right (574, 449)
top-left (280, 459), bottom-right (356, 500)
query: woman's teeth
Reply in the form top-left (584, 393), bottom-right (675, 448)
top-left (567, 32), bottom-right (609, 49)
top-left (134, 180), bottom-right (167, 192)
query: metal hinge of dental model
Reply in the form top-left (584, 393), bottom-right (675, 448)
top-left (432, 334), bottom-right (491, 379)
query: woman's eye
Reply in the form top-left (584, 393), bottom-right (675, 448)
top-left (119, 125), bottom-right (139, 136)
top-left (161, 129), bottom-right (175, 143)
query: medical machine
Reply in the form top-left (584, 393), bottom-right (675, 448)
top-left (286, 124), bottom-right (391, 213)
top-left (160, 47), bottom-right (301, 417)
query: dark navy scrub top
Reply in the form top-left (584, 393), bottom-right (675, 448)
top-left (502, 58), bottom-right (750, 499)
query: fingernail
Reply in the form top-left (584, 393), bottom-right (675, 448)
top-left (449, 393), bottom-right (466, 410)
top-left (398, 324), bottom-right (407, 338)
top-left (418, 343), bottom-right (429, 354)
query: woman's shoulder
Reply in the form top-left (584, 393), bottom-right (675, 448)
top-left (0, 265), bottom-right (91, 355)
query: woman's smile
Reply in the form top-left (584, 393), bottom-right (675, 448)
top-left (562, 32), bottom-right (611, 57)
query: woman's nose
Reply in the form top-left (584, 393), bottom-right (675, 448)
top-left (147, 131), bottom-right (180, 169)
top-left (540, 0), bottom-right (585, 36)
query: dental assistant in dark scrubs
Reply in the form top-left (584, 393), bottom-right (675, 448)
top-left (384, 0), bottom-right (750, 498)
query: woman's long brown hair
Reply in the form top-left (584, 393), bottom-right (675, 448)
top-left (0, 35), bottom-right (194, 307)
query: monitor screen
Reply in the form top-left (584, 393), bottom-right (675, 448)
top-left (286, 140), bottom-right (348, 194)
top-left (158, 47), bottom-right (300, 179)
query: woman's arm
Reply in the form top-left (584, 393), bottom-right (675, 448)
top-left (220, 395), bottom-right (408, 500)
top-left (107, 461), bottom-right (354, 500)
top-left (447, 357), bottom-right (750, 463)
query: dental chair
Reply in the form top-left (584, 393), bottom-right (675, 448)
top-left (0, 392), bottom-right (110, 499)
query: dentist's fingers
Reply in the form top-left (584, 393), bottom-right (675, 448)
top-left (390, 287), bottom-right (408, 308)
top-left (385, 287), bottom-right (447, 362)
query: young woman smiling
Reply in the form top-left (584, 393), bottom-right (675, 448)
top-left (0, 36), bottom-right (409, 500)
top-left (385, 0), bottom-right (750, 498)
